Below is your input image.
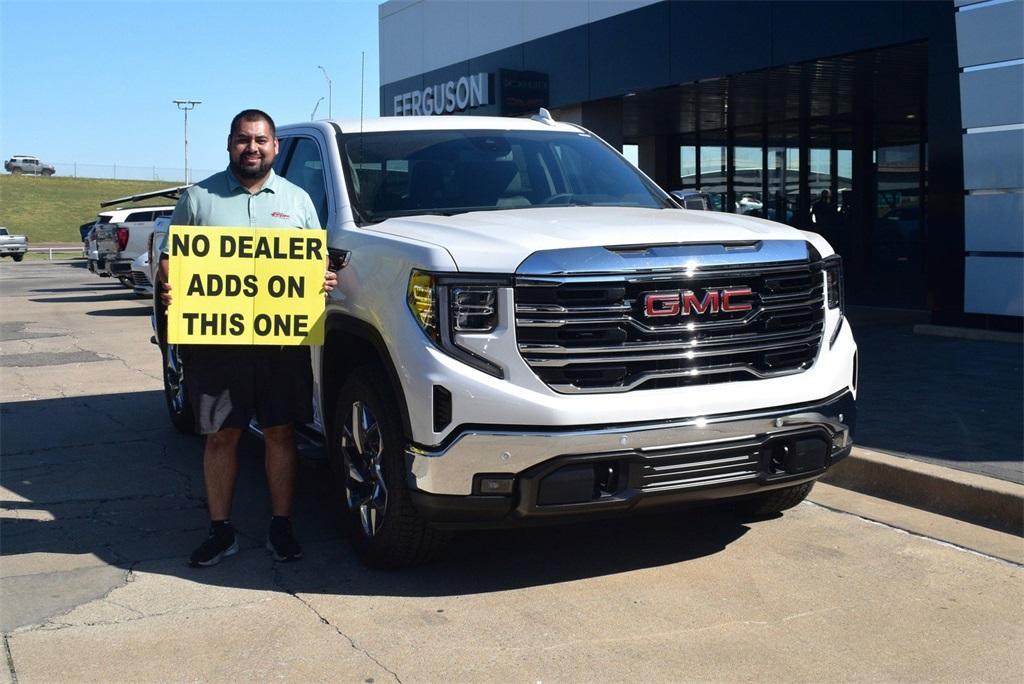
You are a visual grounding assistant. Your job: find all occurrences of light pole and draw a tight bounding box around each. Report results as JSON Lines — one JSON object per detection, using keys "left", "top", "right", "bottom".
{"left": 173, "top": 99, "right": 201, "bottom": 184}
{"left": 311, "top": 96, "right": 324, "bottom": 121}
{"left": 317, "top": 65, "right": 332, "bottom": 119}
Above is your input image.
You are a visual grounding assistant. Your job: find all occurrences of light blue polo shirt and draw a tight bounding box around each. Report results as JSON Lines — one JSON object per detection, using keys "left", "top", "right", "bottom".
{"left": 161, "top": 167, "right": 321, "bottom": 254}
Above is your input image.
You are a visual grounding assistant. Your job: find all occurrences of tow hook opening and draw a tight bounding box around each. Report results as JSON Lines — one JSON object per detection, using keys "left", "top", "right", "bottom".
{"left": 537, "top": 461, "right": 623, "bottom": 506}
{"left": 765, "top": 435, "right": 829, "bottom": 476}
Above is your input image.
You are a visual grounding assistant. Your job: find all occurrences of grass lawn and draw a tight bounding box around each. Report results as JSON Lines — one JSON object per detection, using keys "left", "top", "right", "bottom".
{"left": 0, "top": 175, "right": 181, "bottom": 244}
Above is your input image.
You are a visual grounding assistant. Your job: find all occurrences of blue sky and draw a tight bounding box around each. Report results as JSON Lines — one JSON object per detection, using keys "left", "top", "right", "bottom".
{"left": 1, "top": 0, "right": 381, "bottom": 174}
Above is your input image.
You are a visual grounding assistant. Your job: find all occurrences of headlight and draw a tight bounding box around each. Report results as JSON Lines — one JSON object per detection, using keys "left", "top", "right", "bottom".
{"left": 823, "top": 256, "right": 844, "bottom": 311}
{"left": 407, "top": 270, "right": 507, "bottom": 378}
{"left": 407, "top": 270, "right": 438, "bottom": 340}
{"left": 451, "top": 286, "right": 498, "bottom": 332}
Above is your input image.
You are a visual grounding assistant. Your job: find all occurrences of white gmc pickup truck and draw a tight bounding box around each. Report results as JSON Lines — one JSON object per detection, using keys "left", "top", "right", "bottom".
{"left": 156, "top": 112, "right": 857, "bottom": 568}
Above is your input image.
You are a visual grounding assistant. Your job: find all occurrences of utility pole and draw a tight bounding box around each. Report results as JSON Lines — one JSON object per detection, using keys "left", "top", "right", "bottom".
{"left": 311, "top": 96, "right": 324, "bottom": 121}
{"left": 317, "top": 65, "right": 332, "bottom": 119}
{"left": 173, "top": 99, "right": 201, "bottom": 184}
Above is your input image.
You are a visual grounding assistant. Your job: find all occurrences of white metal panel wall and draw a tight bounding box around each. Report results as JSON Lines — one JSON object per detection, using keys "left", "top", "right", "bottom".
{"left": 963, "top": 129, "right": 1024, "bottom": 189}
{"left": 955, "top": 0, "right": 1024, "bottom": 66}
{"left": 957, "top": 0, "right": 1024, "bottom": 317}
{"left": 965, "top": 257, "right": 1024, "bottom": 315}
{"left": 965, "top": 193, "right": 1024, "bottom": 252}
{"left": 379, "top": 0, "right": 661, "bottom": 84}
{"left": 959, "top": 64, "right": 1024, "bottom": 128}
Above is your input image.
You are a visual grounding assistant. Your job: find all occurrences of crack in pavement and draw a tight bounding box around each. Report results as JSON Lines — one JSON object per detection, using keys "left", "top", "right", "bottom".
{"left": 271, "top": 565, "right": 402, "bottom": 683}
{"left": 6, "top": 561, "right": 138, "bottom": 636}
{"left": 14, "top": 595, "right": 278, "bottom": 635}
{"left": 2, "top": 633, "right": 18, "bottom": 684}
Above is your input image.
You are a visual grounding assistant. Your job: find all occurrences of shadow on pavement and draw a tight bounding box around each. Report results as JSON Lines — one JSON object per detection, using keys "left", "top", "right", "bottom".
{"left": 847, "top": 306, "right": 1023, "bottom": 483}
{"left": 86, "top": 305, "right": 151, "bottom": 317}
{"left": 30, "top": 284, "right": 127, "bottom": 293}
{"left": 28, "top": 292, "right": 138, "bottom": 304}
{"left": 1, "top": 391, "right": 752, "bottom": 608}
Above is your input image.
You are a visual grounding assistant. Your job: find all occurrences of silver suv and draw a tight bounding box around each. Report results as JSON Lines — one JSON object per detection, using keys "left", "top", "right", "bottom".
{"left": 5, "top": 155, "right": 55, "bottom": 176}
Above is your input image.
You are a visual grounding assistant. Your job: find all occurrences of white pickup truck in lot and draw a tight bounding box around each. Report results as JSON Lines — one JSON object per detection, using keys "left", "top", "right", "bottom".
{"left": 93, "top": 206, "right": 174, "bottom": 285}
{"left": 155, "top": 112, "right": 858, "bottom": 568}
{"left": 0, "top": 227, "right": 28, "bottom": 261}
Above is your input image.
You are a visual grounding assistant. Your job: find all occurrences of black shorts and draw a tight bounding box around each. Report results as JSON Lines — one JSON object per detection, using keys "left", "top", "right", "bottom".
{"left": 182, "top": 344, "right": 314, "bottom": 435}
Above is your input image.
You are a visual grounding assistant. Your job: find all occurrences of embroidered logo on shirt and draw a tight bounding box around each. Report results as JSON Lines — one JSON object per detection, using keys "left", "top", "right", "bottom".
{"left": 271, "top": 211, "right": 290, "bottom": 219}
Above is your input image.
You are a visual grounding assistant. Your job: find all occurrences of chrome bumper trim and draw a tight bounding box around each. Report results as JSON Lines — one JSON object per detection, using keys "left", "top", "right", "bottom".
{"left": 407, "top": 391, "right": 855, "bottom": 495}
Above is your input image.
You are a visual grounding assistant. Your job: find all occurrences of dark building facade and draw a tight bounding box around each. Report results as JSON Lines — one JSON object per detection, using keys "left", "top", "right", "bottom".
{"left": 380, "top": 0, "right": 1024, "bottom": 328}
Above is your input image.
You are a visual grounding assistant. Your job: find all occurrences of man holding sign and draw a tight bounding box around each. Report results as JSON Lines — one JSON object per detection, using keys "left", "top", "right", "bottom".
{"left": 158, "top": 109, "right": 337, "bottom": 568}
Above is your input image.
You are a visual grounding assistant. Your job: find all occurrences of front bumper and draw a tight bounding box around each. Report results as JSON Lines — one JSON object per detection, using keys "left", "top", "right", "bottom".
{"left": 407, "top": 390, "right": 855, "bottom": 525}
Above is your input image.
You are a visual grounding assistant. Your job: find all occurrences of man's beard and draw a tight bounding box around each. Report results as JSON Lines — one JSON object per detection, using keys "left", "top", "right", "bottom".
{"left": 231, "top": 157, "right": 273, "bottom": 179}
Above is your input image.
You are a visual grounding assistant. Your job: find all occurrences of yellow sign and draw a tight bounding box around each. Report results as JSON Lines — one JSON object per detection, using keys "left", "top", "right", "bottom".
{"left": 167, "top": 226, "right": 326, "bottom": 345}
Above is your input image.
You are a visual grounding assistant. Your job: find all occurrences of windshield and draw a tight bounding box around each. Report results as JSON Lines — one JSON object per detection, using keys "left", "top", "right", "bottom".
{"left": 339, "top": 129, "right": 670, "bottom": 223}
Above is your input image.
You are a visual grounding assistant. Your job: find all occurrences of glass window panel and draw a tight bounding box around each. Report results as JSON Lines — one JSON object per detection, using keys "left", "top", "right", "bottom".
{"left": 680, "top": 146, "right": 696, "bottom": 189}
{"left": 733, "top": 146, "right": 763, "bottom": 216}
{"left": 809, "top": 148, "right": 835, "bottom": 231}
{"left": 622, "top": 144, "right": 639, "bottom": 169}
{"left": 767, "top": 147, "right": 798, "bottom": 225}
{"left": 699, "top": 145, "right": 727, "bottom": 212}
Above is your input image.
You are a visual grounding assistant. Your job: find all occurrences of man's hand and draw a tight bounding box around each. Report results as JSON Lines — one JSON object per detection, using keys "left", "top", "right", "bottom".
{"left": 322, "top": 269, "right": 338, "bottom": 294}
{"left": 161, "top": 281, "right": 173, "bottom": 310}
{"left": 158, "top": 255, "right": 172, "bottom": 312}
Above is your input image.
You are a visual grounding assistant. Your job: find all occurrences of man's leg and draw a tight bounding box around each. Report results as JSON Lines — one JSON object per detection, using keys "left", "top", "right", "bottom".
{"left": 263, "top": 423, "right": 302, "bottom": 561}
{"left": 190, "top": 426, "right": 243, "bottom": 567}
{"left": 204, "top": 427, "right": 244, "bottom": 519}
{"left": 263, "top": 423, "right": 297, "bottom": 517}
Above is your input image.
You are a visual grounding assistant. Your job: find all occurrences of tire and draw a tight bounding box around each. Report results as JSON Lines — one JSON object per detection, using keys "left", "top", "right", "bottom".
{"left": 161, "top": 341, "right": 195, "bottom": 434}
{"left": 10, "top": 168, "right": 22, "bottom": 175}
{"left": 12, "top": 254, "right": 23, "bottom": 262}
{"left": 330, "top": 365, "right": 449, "bottom": 569}
{"left": 41, "top": 169, "right": 54, "bottom": 177}
{"left": 738, "top": 481, "right": 815, "bottom": 517}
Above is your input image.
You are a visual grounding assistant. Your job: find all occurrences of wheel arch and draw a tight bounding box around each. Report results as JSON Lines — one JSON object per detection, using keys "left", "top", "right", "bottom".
{"left": 321, "top": 313, "right": 413, "bottom": 441}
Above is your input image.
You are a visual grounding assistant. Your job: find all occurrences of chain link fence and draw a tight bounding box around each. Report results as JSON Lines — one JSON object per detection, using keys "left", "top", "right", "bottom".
{"left": 48, "top": 162, "right": 219, "bottom": 182}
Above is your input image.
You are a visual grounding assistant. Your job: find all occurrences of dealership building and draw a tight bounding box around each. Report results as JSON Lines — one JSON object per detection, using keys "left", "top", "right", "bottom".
{"left": 379, "top": 0, "right": 1023, "bottom": 328}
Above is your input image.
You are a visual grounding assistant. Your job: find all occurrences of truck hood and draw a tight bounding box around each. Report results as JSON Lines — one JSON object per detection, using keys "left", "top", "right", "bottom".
{"left": 367, "top": 207, "right": 816, "bottom": 272}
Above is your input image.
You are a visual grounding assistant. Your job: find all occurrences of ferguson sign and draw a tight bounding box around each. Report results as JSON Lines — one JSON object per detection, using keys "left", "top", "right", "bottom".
{"left": 393, "top": 73, "right": 490, "bottom": 116}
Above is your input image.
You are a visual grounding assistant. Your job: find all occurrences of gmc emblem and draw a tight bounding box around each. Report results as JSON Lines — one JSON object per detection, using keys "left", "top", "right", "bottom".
{"left": 643, "top": 288, "right": 754, "bottom": 318}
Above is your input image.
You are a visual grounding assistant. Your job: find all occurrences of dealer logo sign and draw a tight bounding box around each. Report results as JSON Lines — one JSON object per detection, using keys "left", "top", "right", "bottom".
{"left": 642, "top": 288, "right": 754, "bottom": 318}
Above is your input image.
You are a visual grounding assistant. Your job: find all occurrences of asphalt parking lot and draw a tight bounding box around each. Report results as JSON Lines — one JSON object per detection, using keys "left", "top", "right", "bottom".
{"left": 1, "top": 259, "right": 1022, "bottom": 683}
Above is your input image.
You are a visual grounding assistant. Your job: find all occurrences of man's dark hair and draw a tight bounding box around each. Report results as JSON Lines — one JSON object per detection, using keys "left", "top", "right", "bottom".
{"left": 229, "top": 109, "right": 276, "bottom": 138}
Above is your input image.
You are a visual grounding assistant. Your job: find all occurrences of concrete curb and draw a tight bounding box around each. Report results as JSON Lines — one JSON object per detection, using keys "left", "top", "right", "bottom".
{"left": 821, "top": 447, "right": 1024, "bottom": 536}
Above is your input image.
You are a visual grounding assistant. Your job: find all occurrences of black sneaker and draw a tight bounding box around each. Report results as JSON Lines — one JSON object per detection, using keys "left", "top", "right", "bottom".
{"left": 189, "top": 524, "right": 238, "bottom": 568}
{"left": 266, "top": 517, "right": 303, "bottom": 562}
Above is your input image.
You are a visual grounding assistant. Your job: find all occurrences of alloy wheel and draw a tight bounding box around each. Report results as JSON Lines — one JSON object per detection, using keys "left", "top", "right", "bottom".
{"left": 341, "top": 400, "right": 388, "bottom": 537}
{"left": 164, "top": 345, "right": 186, "bottom": 414}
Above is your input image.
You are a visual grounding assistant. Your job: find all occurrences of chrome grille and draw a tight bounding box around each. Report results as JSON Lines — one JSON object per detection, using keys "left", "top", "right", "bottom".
{"left": 631, "top": 439, "right": 763, "bottom": 492}
{"left": 515, "top": 262, "right": 825, "bottom": 393}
